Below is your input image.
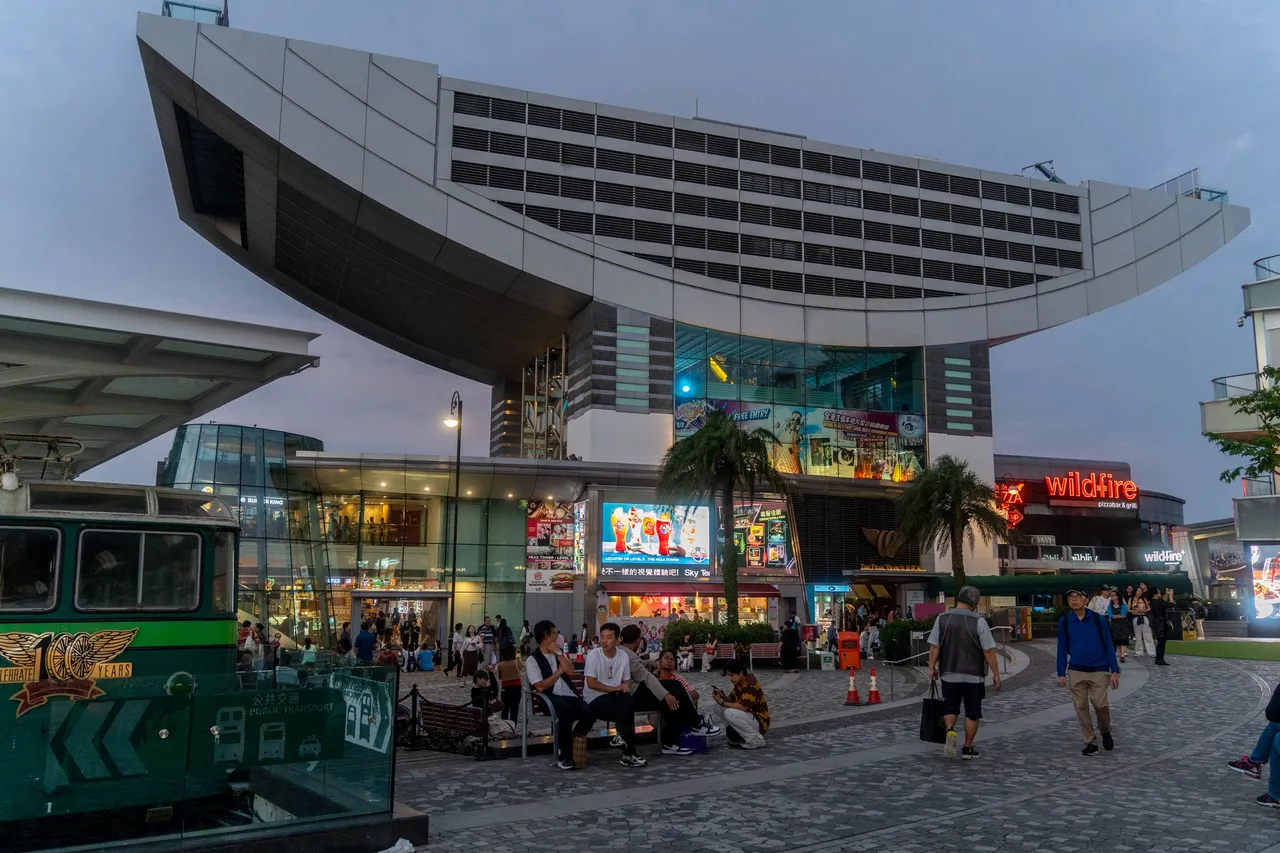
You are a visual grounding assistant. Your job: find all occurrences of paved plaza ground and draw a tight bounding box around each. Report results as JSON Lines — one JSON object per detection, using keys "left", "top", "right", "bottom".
{"left": 392, "top": 643, "right": 1280, "bottom": 852}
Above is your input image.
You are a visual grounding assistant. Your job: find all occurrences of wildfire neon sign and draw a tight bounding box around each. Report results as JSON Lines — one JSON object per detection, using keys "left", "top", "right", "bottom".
{"left": 1045, "top": 471, "right": 1138, "bottom": 502}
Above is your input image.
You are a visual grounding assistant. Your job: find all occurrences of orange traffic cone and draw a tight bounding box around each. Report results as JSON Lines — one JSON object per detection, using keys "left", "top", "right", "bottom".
{"left": 843, "top": 666, "right": 861, "bottom": 706}
{"left": 867, "top": 667, "right": 882, "bottom": 704}
{"left": 576, "top": 652, "right": 584, "bottom": 665}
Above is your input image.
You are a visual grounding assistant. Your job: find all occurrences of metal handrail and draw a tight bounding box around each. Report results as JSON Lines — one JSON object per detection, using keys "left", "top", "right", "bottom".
{"left": 1256, "top": 254, "right": 1280, "bottom": 282}
{"left": 990, "top": 626, "right": 1013, "bottom": 674}
{"left": 1211, "top": 373, "right": 1258, "bottom": 399}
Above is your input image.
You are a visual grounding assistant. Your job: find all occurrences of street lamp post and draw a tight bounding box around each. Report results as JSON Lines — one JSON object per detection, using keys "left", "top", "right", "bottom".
{"left": 444, "top": 392, "right": 462, "bottom": 668}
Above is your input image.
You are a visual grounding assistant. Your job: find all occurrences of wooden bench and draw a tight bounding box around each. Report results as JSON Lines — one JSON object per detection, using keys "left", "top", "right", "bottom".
{"left": 697, "top": 644, "right": 737, "bottom": 672}
{"left": 522, "top": 673, "right": 662, "bottom": 765}
{"left": 749, "top": 642, "right": 809, "bottom": 670}
{"left": 419, "top": 699, "right": 490, "bottom": 759}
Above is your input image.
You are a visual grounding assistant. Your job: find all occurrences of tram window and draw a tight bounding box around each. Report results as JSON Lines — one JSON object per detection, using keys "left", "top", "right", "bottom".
{"left": 29, "top": 484, "right": 147, "bottom": 514}
{"left": 77, "top": 530, "right": 200, "bottom": 611}
{"left": 0, "top": 527, "right": 60, "bottom": 611}
{"left": 213, "top": 531, "right": 235, "bottom": 613}
{"left": 156, "top": 493, "right": 234, "bottom": 521}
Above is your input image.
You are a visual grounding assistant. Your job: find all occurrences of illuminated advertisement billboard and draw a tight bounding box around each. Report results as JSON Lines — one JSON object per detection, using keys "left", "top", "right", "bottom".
{"left": 601, "top": 503, "right": 712, "bottom": 569}
{"left": 525, "top": 500, "right": 577, "bottom": 594}
{"left": 733, "top": 499, "right": 798, "bottom": 576}
{"left": 674, "top": 399, "right": 924, "bottom": 482}
{"left": 1250, "top": 544, "right": 1280, "bottom": 619}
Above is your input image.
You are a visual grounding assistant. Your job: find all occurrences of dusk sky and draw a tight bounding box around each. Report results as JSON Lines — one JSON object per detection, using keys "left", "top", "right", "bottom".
{"left": 0, "top": 0, "right": 1273, "bottom": 522}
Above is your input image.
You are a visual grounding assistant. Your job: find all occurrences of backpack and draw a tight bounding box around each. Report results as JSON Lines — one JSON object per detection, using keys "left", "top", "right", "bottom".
{"left": 531, "top": 649, "right": 579, "bottom": 697}
{"left": 1059, "top": 610, "right": 1108, "bottom": 656}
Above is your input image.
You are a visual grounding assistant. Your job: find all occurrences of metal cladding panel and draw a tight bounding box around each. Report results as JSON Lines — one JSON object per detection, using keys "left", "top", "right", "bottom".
{"left": 137, "top": 14, "right": 1251, "bottom": 384}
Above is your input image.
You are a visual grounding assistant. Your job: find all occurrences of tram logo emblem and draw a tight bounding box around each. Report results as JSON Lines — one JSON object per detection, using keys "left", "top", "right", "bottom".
{"left": 0, "top": 629, "right": 137, "bottom": 716}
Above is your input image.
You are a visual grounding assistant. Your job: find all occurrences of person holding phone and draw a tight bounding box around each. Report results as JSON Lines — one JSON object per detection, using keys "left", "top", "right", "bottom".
{"left": 714, "top": 660, "right": 769, "bottom": 749}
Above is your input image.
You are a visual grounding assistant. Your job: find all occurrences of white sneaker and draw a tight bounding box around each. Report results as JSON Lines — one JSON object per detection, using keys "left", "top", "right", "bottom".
{"left": 555, "top": 758, "right": 576, "bottom": 770}
{"left": 944, "top": 730, "right": 958, "bottom": 759}
{"left": 619, "top": 752, "right": 648, "bottom": 768}
{"left": 610, "top": 735, "right": 626, "bottom": 748}
{"left": 738, "top": 740, "right": 765, "bottom": 750}
{"left": 691, "top": 721, "right": 722, "bottom": 736}
{"left": 661, "top": 744, "right": 694, "bottom": 756}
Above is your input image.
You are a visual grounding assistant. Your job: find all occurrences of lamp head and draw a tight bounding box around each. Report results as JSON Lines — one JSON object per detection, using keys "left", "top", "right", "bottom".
{"left": 443, "top": 417, "right": 459, "bottom": 429}
{"left": 0, "top": 471, "right": 19, "bottom": 492}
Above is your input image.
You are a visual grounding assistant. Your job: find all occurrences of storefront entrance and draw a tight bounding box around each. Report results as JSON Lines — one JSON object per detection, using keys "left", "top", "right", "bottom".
{"left": 350, "top": 590, "right": 450, "bottom": 649}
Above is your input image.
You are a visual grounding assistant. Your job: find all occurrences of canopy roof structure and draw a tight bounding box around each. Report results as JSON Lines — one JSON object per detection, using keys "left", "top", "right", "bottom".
{"left": 0, "top": 286, "right": 318, "bottom": 478}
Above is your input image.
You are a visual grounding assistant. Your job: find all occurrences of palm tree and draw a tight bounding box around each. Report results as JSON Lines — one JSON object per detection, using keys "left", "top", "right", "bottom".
{"left": 895, "top": 454, "right": 1008, "bottom": 590}
{"left": 656, "top": 408, "right": 790, "bottom": 624}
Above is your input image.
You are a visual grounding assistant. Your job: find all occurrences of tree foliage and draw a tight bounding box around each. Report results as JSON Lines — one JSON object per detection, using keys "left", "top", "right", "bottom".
{"left": 1205, "top": 365, "right": 1280, "bottom": 483}
{"left": 655, "top": 409, "right": 790, "bottom": 624}
{"left": 895, "top": 454, "right": 1008, "bottom": 590}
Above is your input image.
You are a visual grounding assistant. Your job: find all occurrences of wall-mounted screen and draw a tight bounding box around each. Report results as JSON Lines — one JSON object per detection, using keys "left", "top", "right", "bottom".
{"left": 601, "top": 503, "right": 711, "bottom": 568}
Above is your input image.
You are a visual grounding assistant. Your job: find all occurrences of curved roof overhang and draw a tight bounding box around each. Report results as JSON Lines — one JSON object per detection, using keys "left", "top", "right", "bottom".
{"left": 136, "top": 13, "right": 1251, "bottom": 387}
{"left": 0, "top": 286, "right": 317, "bottom": 478}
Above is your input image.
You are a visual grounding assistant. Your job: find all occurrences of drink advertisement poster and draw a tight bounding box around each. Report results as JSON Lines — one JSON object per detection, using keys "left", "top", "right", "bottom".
{"left": 1250, "top": 544, "right": 1280, "bottom": 619}
{"left": 733, "top": 500, "right": 797, "bottom": 576}
{"left": 601, "top": 503, "right": 711, "bottom": 567}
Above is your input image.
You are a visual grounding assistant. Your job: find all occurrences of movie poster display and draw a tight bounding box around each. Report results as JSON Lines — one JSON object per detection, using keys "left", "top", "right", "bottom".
{"left": 674, "top": 399, "right": 924, "bottom": 482}
{"left": 525, "top": 500, "right": 576, "bottom": 594}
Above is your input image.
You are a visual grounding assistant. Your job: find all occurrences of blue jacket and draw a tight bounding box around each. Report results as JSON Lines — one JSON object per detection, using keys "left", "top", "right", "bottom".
{"left": 1056, "top": 609, "right": 1119, "bottom": 676}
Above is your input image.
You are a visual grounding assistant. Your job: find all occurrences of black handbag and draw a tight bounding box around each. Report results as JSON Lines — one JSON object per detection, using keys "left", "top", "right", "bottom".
{"left": 919, "top": 680, "right": 948, "bottom": 744}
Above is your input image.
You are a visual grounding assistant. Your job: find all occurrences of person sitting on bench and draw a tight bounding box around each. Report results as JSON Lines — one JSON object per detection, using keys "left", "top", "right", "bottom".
{"left": 618, "top": 625, "right": 719, "bottom": 756}
{"left": 526, "top": 620, "right": 596, "bottom": 771}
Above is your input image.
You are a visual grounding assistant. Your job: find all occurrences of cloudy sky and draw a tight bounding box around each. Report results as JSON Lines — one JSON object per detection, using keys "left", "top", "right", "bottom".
{"left": 0, "top": 0, "right": 1273, "bottom": 521}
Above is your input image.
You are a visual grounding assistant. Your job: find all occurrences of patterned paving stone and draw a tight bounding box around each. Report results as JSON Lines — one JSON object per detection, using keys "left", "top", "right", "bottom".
{"left": 403, "top": 646, "right": 1280, "bottom": 852}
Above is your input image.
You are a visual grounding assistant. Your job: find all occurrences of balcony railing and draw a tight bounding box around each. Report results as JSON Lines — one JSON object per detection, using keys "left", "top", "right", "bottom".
{"left": 1150, "top": 168, "right": 1229, "bottom": 204}
{"left": 161, "top": 1, "right": 228, "bottom": 26}
{"left": 1256, "top": 254, "right": 1280, "bottom": 282}
{"left": 1244, "top": 477, "right": 1276, "bottom": 497}
{"left": 1212, "top": 373, "right": 1258, "bottom": 399}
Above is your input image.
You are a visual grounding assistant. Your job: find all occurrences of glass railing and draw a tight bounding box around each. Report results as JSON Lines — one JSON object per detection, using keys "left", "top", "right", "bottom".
{"left": 1211, "top": 373, "right": 1257, "bottom": 399}
{"left": 161, "top": 1, "right": 227, "bottom": 26}
{"left": 1150, "top": 168, "right": 1228, "bottom": 204}
{"left": 1256, "top": 254, "right": 1280, "bottom": 282}
{"left": 1244, "top": 477, "right": 1276, "bottom": 497}
{"left": 3, "top": 663, "right": 396, "bottom": 852}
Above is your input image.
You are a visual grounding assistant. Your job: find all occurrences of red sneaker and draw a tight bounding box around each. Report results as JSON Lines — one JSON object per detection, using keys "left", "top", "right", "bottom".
{"left": 1228, "top": 757, "right": 1263, "bottom": 780}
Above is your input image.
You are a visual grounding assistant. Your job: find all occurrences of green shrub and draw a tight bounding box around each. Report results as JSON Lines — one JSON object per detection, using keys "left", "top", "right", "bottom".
{"left": 660, "top": 618, "right": 777, "bottom": 650}
{"left": 878, "top": 618, "right": 936, "bottom": 662}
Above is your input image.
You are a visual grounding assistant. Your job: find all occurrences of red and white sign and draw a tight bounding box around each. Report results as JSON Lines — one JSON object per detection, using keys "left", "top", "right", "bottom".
{"left": 1044, "top": 471, "right": 1138, "bottom": 501}
{"left": 995, "top": 481, "right": 1025, "bottom": 528}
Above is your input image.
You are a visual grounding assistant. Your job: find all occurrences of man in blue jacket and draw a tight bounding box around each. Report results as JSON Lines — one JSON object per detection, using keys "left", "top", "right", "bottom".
{"left": 1056, "top": 589, "right": 1120, "bottom": 756}
{"left": 1226, "top": 681, "right": 1280, "bottom": 808}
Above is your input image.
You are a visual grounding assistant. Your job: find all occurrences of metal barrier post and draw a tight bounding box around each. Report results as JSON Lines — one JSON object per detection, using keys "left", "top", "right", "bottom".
{"left": 409, "top": 685, "right": 421, "bottom": 748}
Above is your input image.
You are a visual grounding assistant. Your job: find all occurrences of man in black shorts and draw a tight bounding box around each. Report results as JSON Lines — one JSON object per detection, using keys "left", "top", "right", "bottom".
{"left": 927, "top": 585, "right": 1001, "bottom": 760}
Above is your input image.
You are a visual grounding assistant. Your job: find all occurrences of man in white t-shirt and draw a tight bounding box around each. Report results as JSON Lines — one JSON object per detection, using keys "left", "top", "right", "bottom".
{"left": 584, "top": 622, "right": 646, "bottom": 768}
{"left": 526, "top": 620, "right": 596, "bottom": 771}
{"left": 1088, "top": 589, "right": 1111, "bottom": 617}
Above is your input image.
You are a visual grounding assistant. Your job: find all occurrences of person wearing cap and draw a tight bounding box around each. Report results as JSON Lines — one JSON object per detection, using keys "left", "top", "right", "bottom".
{"left": 1057, "top": 589, "right": 1120, "bottom": 757}
{"left": 927, "top": 585, "right": 1001, "bottom": 760}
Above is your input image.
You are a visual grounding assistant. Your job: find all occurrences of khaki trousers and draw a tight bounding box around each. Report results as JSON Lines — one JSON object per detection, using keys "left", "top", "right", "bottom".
{"left": 1068, "top": 670, "right": 1112, "bottom": 745}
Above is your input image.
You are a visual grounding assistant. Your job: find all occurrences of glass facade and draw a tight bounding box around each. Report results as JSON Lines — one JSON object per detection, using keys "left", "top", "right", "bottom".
{"left": 160, "top": 424, "right": 332, "bottom": 645}
{"left": 673, "top": 323, "right": 926, "bottom": 481}
{"left": 319, "top": 487, "right": 529, "bottom": 639}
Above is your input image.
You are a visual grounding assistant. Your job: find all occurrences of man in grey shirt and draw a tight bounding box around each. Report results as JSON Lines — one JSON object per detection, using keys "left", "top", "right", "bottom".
{"left": 927, "top": 585, "right": 1001, "bottom": 760}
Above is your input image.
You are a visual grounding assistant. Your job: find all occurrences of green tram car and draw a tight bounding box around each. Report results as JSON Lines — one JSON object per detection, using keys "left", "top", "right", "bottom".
{"left": 0, "top": 479, "right": 243, "bottom": 824}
